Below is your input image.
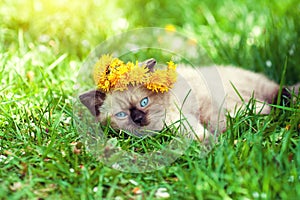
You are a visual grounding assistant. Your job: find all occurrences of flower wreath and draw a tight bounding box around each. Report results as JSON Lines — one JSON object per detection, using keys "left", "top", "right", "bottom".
{"left": 93, "top": 54, "right": 177, "bottom": 93}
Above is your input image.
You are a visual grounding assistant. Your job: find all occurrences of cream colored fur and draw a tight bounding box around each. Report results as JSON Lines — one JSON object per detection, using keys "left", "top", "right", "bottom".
{"left": 168, "top": 65, "right": 279, "bottom": 141}
{"left": 97, "top": 85, "right": 169, "bottom": 136}
{"left": 80, "top": 63, "right": 285, "bottom": 142}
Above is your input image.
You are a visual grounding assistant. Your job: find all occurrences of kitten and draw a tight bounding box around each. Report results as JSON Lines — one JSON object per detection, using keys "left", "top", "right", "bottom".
{"left": 79, "top": 58, "right": 299, "bottom": 142}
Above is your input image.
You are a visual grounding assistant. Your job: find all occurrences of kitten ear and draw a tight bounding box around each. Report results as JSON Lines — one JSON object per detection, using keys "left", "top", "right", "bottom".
{"left": 140, "top": 58, "right": 156, "bottom": 72}
{"left": 79, "top": 90, "right": 106, "bottom": 116}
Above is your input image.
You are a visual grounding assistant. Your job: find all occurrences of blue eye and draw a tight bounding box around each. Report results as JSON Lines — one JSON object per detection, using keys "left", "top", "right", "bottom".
{"left": 115, "top": 111, "right": 128, "bottom": 118}
{"left": 140, "top": 97, "right": 149, "bottom": 107}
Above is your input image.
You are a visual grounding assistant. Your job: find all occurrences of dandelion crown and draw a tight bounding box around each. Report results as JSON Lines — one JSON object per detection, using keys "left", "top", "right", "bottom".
{"left": 93, "top": 54, "right": 177, "bottom": 93}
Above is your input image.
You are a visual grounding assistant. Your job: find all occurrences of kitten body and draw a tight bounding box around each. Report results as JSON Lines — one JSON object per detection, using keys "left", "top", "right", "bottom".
{"left": 79, "top": 61, "right": 299, "bottom": 141}
{"left": 172, "top": 65, "right": 279, "bottom": 139}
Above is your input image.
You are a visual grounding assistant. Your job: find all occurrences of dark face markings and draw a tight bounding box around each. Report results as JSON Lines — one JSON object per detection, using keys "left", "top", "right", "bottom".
{"left": 129, "top": 107, "right": 149, "bottom": 126}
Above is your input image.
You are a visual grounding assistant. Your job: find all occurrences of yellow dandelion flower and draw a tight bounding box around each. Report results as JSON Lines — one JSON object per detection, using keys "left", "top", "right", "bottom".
{"left": 94, "top": 54, "right": 113, "bottom": 69}
{"left": 167, "top": 68, "right": 177, "bottom": 86}
{"left": 93, "top": 54, "right": 113, "bottom": 84}
{"left": 187, "top": 38, "right": 198, "bottom": 46}
{"left": 165, "top": 24, "right": 176, "bottom": 32}
{"left": 116, "top": 64, "right": 130, "bottom": 76}
{"left": 93, "top": 55, "right": 177, "bottom": 93}
{"left": 146, "top": 69, "right": 170, "bottom": 93}
{"left": 167, "top": 61, "right": 177, "bottom": 70}
{"left": 126, "top": 64, "right": 149, "bottom": 86}
{"left": 110, "top": 58, "right": 124, "bottom": 68}
{"left": 98, "top": 80, "right": 110, "bottom": 92}
{"left": 125, "top": 61, "right": 135, "bottom": 70}
{"left": 107, "top": 73, "right": 118, "bottom": 87}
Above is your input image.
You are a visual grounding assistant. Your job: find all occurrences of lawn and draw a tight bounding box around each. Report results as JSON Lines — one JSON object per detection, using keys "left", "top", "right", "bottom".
{"left": 0, "top": 0, "right": 300, "bottom": 199}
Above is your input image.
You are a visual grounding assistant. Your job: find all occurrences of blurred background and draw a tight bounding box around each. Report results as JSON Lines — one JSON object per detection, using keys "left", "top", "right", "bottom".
{"left": 0, "top": 0, "right": 299, "bottom": 86}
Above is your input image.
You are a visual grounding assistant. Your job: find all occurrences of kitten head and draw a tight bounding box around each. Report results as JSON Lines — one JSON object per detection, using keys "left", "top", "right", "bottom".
{"left": 79, "top": 58, "right": 169, "bottom": 136}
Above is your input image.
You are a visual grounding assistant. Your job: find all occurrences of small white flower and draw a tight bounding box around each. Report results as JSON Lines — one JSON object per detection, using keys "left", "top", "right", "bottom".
{"left": 61, "top": 150, "right": 66, "bottom": 157}
{"left": 30, "top": 132, "right": 35, "bottom": 138}
{"left": 155, "top": 188, "right": 170, "bottom": 199}
{"left": 253, "top": 192, "right": 259, "bottom": 198}
{"left": 4, "top": 156, "right": 13, "bottom": 164}
{"left": 129, "top": 179, "right": 138, "bottom": 186}
{"left": 112, "top": 163, "right": 121, "bottom": 170}
{"left": 252, "top": 192, "right": 267, "bottom": 199}
{"left": 81, "top": 40, "right": 90, "bottom": 48}
{"left": 261, "top": 193, "right": 267, "bottom": 199}
{"left": 73, "top": 84, "right": 80, "bottom": 90}
{"left": 288, "top": 175, "right": 294, "bottom": 182}
{"left": 93, "top": 187, "right": 98, "bottom": 192}
{"left": 289, "top": 44, "right": 295, "bottom": 56}
{"left": 266, "top": 60, "right": 272, "bottom": 68}
{"left": 64, "top": 98, "right": 71, "bottom": 104}
{"left": 0, "top": 155, "right": 7, "bottom": 163}
{"left": 63, "top": 117, "right": 72, "bottom": 124}
{"left": 37, "top": 45, "right": 48, "bottom": 53}
{"left": 38, "top": 34, "right": 50, "bottom": 43}
{"left": 252, "top": 26, "right": 262, "bottom": 37}
{"left": 247, "top": 37, "right": 255, "bottom": 45}
{"left": 69, "top": 61, "right": 78, "bottom": 70}
{"left": 69, "top": 168, "right": 75, "bottom": 173}
{"left": 112, "top": 18, "right": 129, "bottom": 31}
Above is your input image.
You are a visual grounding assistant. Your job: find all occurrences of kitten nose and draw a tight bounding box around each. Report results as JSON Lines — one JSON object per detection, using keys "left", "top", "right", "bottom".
{"left": 130, "top": 108, "right": 147, "bottom": 126}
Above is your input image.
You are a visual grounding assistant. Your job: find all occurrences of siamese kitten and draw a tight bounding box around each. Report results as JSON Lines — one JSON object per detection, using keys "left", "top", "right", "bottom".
{"left": 79, "top": 59, "right": 299, "bottom": 141}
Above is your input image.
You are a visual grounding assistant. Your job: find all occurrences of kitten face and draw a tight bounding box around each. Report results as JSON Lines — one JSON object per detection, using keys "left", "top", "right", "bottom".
{"left": 80, "top": 85, "right": 169, "bottom": 136}
{"left": 101, "top": 85, "right": 169, "bottom": 136}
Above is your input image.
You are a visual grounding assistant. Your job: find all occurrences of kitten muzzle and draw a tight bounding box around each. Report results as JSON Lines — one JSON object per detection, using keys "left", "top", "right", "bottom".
{"left": 130, "top": 108, "right": 149, "bottom": 126}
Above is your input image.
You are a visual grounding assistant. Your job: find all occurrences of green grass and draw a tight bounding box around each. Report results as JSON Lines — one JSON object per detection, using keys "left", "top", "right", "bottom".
{"left": 1, "top": 0, "right": 300, "bottom": 199}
